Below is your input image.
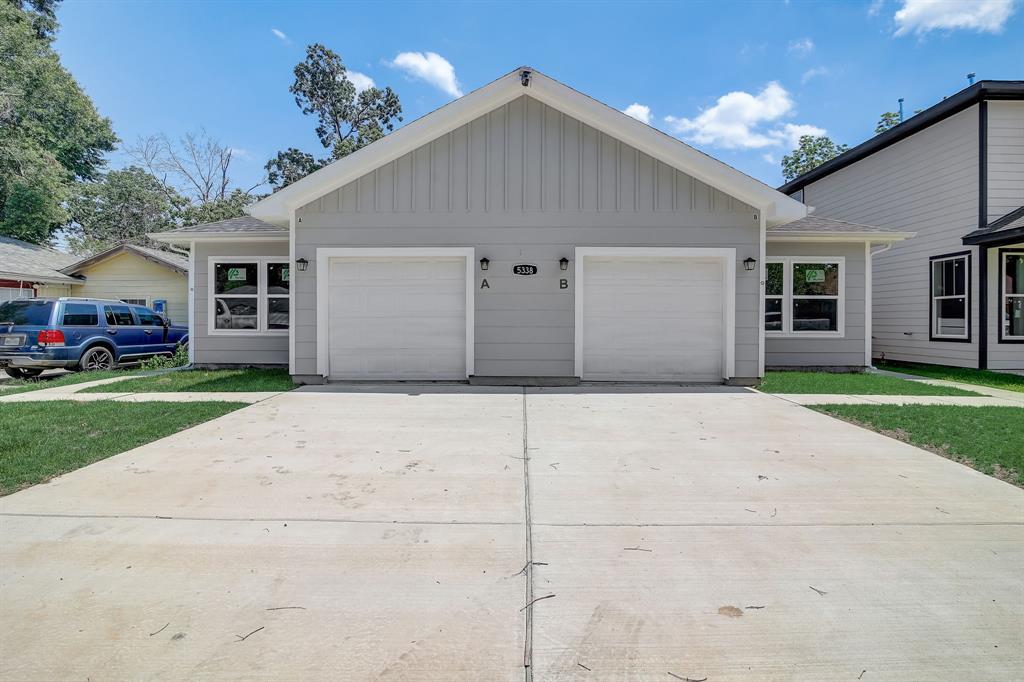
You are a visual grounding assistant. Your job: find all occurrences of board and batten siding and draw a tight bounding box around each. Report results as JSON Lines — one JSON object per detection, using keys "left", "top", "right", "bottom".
{"left": 294, "top": 94, "right": 761, "bottom": 378}
{"left": 987, "top": 101, "right": 1024, "bottom": 223}
{"left": 802, "top": 105, "right": 981, "bottom": 368}
{"left": 193, "top": 241, "right": 288, "bottom": 366}
{"left": 764, "top": 242, "right": 867, "bottom": 368}
{"left": 71, "top": 253, "right": 188, "bottom": 325}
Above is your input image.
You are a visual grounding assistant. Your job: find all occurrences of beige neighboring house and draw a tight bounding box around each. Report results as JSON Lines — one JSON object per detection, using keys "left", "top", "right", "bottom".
{"left": 0, "top": 237, "right": 188, "bottom": 324}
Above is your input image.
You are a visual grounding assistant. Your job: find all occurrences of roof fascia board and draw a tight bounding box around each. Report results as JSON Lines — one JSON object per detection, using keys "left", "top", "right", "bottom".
{"left": 249, "top": 68, "right": 805, "bottom": 226}
{"left": 61, "top": 244, "right": 187, "bottom": 276}
{"left": 0, "top": 270, "right": 80, "bottom": 284}
{"left": 767, "top": 231, "right": 915, "bottom": 242}
{"left": 148, "top": 232, "right": 288, "bottom": 245}
{"left": 962, "top": 226, "right": 1024, "bottom": 246}
{"left": 779, "top": 80, "right": 1024, "bottom": 194}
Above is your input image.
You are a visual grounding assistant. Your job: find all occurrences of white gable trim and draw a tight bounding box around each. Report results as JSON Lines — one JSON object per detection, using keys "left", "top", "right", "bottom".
{"left": 248, "top": 68, "right": 806, "bottom": 227}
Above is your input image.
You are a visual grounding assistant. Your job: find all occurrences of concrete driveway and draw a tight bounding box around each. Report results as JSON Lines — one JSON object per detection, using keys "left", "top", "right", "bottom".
{"left": 1, "top": 387, "right": 1021, "bottom": 680}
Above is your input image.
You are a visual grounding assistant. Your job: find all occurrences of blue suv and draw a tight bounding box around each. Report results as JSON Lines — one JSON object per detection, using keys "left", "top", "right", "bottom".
{"left": 0, "top": 298, "right": 188, "bottom": 378}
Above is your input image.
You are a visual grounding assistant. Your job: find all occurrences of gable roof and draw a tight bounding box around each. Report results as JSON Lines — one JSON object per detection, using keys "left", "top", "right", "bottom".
{"left": 248, "top": 67, "right": 806, "bottom": 227}
{"left": 767, "top": 215, "right": 914, "bottom": 242}
{"left": 149, "top": 216, "right": 288, "bottom": 244}
{"left": 962, "top": 206, "right": 1024, "bottom": 246}
{"left": 61, "top": 243, "right": 189, "bottom": 276}
{"left": 0, "top": 236, "right": 80, "bottom": 284}
{"left": 779, "top": 80, "right": 1024, "bottom": 195}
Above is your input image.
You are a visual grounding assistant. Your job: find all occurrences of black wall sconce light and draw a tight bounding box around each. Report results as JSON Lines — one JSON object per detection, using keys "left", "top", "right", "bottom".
{"left": 559, "top": 257, "right": 569, "bottom": 271}
{"left": 743, "top": 257, "right": 757, "bottom": 272}
{"left": 480, "top": 257, "right": 489, "bottom": 271}
{"left": 296, "top": 257, "right": 309, "bottom": 272}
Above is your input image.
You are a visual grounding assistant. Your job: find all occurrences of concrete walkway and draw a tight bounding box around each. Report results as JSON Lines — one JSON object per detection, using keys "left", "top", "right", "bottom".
{"left": 1, "top": 386, "right": 1021, "bottom": 680}
{"left": 0, "top": 373, "right": 283, "bottom": 404}
{"left": 771, "top": 393, "right": 1024, "bottom": 406}
{"left": 871, "top": 367, "right": 1024, "bottom": 403}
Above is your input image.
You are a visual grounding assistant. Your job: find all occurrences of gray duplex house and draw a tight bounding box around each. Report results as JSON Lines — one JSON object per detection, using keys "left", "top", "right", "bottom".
{"left": 154, "top": 67, "right": 907, "bottom": 384}
{"left": 780, "top": 80, "right": 1024, "bottom": 372}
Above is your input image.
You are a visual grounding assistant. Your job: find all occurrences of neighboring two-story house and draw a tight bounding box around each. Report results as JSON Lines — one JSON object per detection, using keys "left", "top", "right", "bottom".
{"left": 779, "top": 81, "right": 1024, "bottom": 372}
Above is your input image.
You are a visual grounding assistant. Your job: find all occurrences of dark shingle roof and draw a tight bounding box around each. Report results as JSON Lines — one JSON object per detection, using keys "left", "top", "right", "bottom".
{"left": 768, "top": 215, "right": 907, "bottom": 235}
{"left": 0, "top": 236, "right": 80, "bottom": 283}
{"left": 962, "top": 206, "right": 1024, "bottom": 245}
{"left": 160, "top": 216, "right": 287, "bottom": 235}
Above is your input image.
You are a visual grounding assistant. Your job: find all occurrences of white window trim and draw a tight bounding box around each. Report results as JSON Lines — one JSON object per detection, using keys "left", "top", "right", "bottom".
{"left": 764, "top": 256, "right": 845, "bottom": 338}
{"left": 207, "top": 256, "right": 291, "bottom": 336}
{"left": 315, "top": 247, "right": 476, "bottom": 378}
{"left": 930, "top": 253, "right": 969, "bottom": 341}
{"left": 119, "top": 298, "right": 149, "bottom": 307}
{"left": 1002, "top": 249, "right": 1024, "bottom": 341}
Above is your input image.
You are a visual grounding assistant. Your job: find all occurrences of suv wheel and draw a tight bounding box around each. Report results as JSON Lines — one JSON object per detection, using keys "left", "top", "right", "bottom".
{"left": 80, "top": 346, "right": 115, "bottom": 371}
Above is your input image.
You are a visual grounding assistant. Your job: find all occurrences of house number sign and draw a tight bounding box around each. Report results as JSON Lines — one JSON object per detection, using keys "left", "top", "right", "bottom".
{"left": 512, "top": 264, "right": 539, "bottom": 276}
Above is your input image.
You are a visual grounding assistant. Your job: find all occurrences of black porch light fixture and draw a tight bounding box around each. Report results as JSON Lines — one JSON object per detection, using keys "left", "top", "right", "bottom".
{"left": 296, "top": 257, "right": 309, "bottom": 272}
{"left": 480, "top": 257, "right": 489, "bottom": 271}
{"left": 743, "top": 257, "right": 757, "bottom": 271}
{"left": 559, "top": 257, "right": 569, "bottom": 271}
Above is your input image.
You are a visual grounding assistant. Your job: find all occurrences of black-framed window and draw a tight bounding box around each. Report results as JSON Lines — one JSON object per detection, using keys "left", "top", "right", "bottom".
{"left": 929, "top": 252, "right": 970, "bottom": 342}
{"left": 1000, "top": 248, "right": 1024, "bottom": 343}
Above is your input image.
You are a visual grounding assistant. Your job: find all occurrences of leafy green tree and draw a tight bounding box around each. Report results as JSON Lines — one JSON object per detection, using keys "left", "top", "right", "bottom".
{"left": 0, "top": 0, "right": 117, "bottom": 244}
{"left": 781, "top": 135, "right": 850, "bottom": 182}
{"left": 179, "top": 188, "right": 254, "bottom": 226}
{"left": 65, "top": 167, "right": 184, "bottom": 254}
{"left": 265, "top": 148, "right": 325, "bottom": 190}
{"left": 875, "top": 111, "right": 901, "bottom": 134}
{"left": 266, "top": 44, "right": 403, "bottom": 190}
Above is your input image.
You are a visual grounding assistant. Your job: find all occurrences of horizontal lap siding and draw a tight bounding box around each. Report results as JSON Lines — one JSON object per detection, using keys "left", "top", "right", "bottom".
{"left": 765, "top": 242, "right": 867, "bottom": 368}
{"left": 987, "top": 101, "right": 1024, "bottom": 223}
{"left": 193, "top": 242, "right": 289, "bottom": 366}
{"left": 70, "top": 253, "right": 187, "bottom": 325}
{"left": 294, "top": 95, "right": 760, "bottom": 378}
{"left": 803, "top": 106, "right": 981, "bottom": 368}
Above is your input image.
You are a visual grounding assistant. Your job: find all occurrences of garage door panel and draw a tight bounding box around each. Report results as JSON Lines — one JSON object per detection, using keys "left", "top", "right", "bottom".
{"left": 581, "top": 254, "right": 726, "bottom": 381}
{"left": 327, "top": 255, "right": 468, "bottom": 380}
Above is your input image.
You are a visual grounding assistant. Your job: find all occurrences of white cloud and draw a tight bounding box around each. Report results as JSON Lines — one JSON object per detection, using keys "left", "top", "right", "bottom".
{"left": 801, "top": 66, "right": 829, "bottom": 84}
{"left": 787, "top": 37, "right": 815, "bottom": 54}
{"left": 347, "top": 70, "right": 375, "bottom": 93}
{"left": 622, "top": 103, "right": 652, "bottom": 125}
{"left": 664, "top": 82, "right": 792, "bottom": 149}
{"left": 770, "top": 123, "right": 828, "bottom": 149}
{"left": 762, "top": 153, "right": 776, "bottom": 164}
{"left": 271, "top": 28, "right": 290, "bottom": 45}
{"left": 228, "top": 147, "right": 253, "bottom": 161}
{"left": 868, "top": 0, "right": 886, "bottom": 16}
{"left": 894, "top": 0, "right": 1016, "bottom": 35}
{"left": 389, "top": 51, "right": 463, "bottom": 98}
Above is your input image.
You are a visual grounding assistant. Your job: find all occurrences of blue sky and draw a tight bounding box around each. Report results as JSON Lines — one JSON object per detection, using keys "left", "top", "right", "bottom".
{"left": 54, "top": 0, "right": 1022, "bottom": 193}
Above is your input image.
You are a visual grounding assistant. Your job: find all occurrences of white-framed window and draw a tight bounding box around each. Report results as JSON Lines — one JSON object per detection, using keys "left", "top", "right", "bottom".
{"left": 764, "top": 257, "right": 845, "bottom": 336}
{"left": 1001, "top": 249, "right": 1024, "bottom": 342}
{"left": 120, "top": 298, "right": 148, "bottom": 307}
{"left": 929, "top": 252, "right": 969, "bottom": 341}
{"left": 208, "top": 257, "right": 290, "bottom": 335}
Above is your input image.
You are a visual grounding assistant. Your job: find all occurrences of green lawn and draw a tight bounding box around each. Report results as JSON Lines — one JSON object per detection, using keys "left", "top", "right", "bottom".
{"left": 0, "top": 370, "right": 134, "bottom": 396}
{"left": 876, "top": 361, "right": 1024, "bottom": 394}
{"left": 815, "top": 404, "right": 1023, "bottom": 486}
{"left": 80, "top": 368, "right": 294, "bottom": 393}
{"left": 758, "top": 371, "right": 979, "bottom": 396}
{"left": 0, "top": 400, "right": 246, "bottom": 495}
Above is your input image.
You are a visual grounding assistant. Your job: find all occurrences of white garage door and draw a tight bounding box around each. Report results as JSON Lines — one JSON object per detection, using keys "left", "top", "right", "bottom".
{"left": 327, "top": 256, "right": 468, "bottom": 379}
{"left": 579, "top": 255, "right": 726, "bottom": 381}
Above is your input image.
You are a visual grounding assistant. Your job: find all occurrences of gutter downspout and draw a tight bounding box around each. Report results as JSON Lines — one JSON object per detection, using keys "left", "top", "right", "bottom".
{"left": 867, "top": 242, "right": 895, "bottom": 368}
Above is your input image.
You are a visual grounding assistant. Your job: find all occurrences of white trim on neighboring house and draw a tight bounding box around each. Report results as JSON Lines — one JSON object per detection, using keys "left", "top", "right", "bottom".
{"left": 288, "top": 208, "right": 296, "bottom": 375}
{"left": 758, "top": 209, "right": 766, "bottom": 378}
{"left": 764, "top": 256, "right": 846, "bottom": 338}
{"left": 188, "top": 241, "right": 195, "bottom": 364}
{"left": 249, "top": 68, "right": 805, "bottom": 227}
{"left": 207, "top": 256, "right": 291, "bottom": 337}
{"left": 573, "top": 247, "right": 737, "bottom": 379}
{"left": 118, "top": 298, "right": 149, "bottom": 307}
{"left": 314, "top": 247, "right": 476, "bottom": 379}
